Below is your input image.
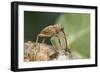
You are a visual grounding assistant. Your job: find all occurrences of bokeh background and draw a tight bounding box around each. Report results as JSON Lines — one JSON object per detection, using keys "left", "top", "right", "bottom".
{"left": 24, "top": 11, "right": 90, "bottom": 59}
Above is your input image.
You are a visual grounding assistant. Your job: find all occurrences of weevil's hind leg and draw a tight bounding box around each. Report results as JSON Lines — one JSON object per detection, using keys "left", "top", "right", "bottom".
{"left": 42, "top": 38, "right": 45, "bottom": 43}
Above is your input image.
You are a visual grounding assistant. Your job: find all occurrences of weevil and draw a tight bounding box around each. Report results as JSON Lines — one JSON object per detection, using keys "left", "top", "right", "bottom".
{"left": 35, "top": 24, "right": 72, "bottom": 59}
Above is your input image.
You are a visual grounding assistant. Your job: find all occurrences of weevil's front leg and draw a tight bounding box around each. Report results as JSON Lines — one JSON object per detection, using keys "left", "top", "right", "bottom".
{"left": 55, "top": 34, "right": 65, "bottom": 48}
{"left": 50, "top": 37, "right": 57, "bottom": 50}
{"left": 57, "top": 35, "right": 72, "bottom": 59}
{"left": 54, "top": 34, "right": 62, "bottom": 47}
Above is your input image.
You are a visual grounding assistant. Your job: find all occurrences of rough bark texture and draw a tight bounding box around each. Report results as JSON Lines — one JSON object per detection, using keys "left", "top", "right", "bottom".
{"left": 24, "top": 41, "right": 80, "bottom": 62}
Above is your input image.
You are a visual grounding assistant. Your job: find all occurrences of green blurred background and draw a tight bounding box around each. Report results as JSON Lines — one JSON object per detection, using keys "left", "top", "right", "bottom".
{"left": 24, "top": 11, "right": 90, "bottom": 59}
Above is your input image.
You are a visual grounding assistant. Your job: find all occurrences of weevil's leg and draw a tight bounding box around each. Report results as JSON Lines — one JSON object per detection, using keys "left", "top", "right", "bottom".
{"left": 57, "top": 34, "right": 67, "bottom": 49}
{"left": 62, "top": 37, "right": 66, "bottom": 49}
{"left": 55, "top": 34, "right": 62, "bottom": 47}
{"left": 50, "top": 37, "right": 56, "bottom": 49}
{"left": 50, "top": 37, "right": 58, "bottom": 60}
{"left": 58, "top": 35, "right": 62, "bottom": 47}
{"left": 59, "top": 33, "right": 66, "bottom": 49}
{"left": 58, "top": 34, "right": 73, "bottom": 59}
{"left": 42, "top": 38, "right": 45, "bottom": 43}
{"left": 36, "top": 36, "right": 39, "bottom": 43}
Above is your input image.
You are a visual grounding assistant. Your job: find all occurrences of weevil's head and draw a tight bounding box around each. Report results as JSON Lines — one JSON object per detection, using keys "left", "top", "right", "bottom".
{"left": 53, "top": 24, "right": 64, "bottom": 31}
